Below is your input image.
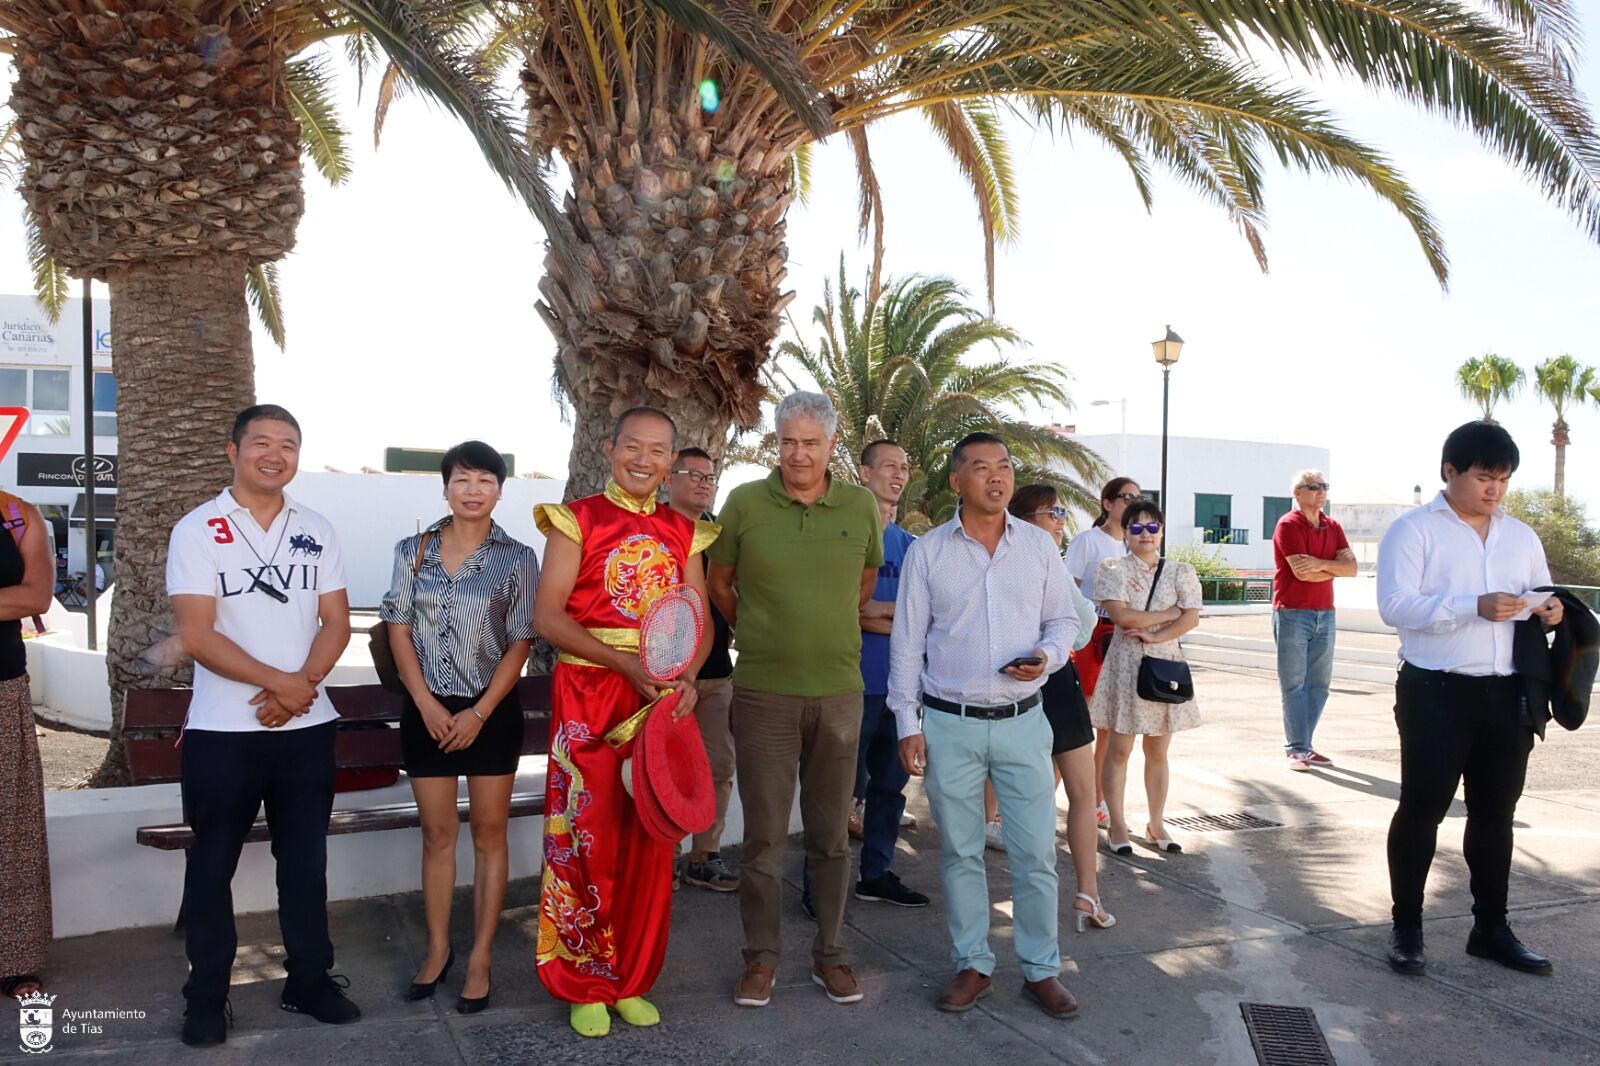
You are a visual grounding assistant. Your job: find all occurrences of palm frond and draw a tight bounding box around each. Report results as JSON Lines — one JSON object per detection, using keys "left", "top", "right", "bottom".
{"left": 373, "top": 61, "right": 404, "bottom": 148}
{"left": 25, "top": 209, "right": 68, "bottom": 322}
{"left": 844, "top": 126, "right": 885, "bottom": 302}
{"left": 246, "top": 262, "right": 287, "bottom": 349}
{"left": 287, "top": 55, "right": 354, "bottom": 186}
{"left": 789, "top": 142, "right": 814, "bottom": 206}
{"left": 637, "top": 0, "right": 833, "bottom": 136}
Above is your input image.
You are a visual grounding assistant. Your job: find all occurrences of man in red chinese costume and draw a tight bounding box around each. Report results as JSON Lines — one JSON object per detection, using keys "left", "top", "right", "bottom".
{"left": 532, "top": 406, "right": 718, "bottom": 1038}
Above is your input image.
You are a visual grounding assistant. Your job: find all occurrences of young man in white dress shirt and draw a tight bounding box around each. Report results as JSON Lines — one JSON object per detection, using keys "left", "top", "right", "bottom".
{"left": 166, "top": 405, "right": 357, "bottom": 1046}
{"left": 890, "top": 433, "right": 1081, "bottom": 1017}
{"left": 1377, "top": 421, "right": 1562, "bottom": 977}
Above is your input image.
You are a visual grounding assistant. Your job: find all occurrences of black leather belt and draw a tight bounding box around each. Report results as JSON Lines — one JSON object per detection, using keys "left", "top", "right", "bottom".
{"left": 923, "top": 692, "right": 1041, "bottom": 720}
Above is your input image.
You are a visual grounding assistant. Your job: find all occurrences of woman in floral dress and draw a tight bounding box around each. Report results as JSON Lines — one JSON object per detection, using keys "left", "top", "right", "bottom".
{"left": 1089, "top": 500, "right": 1203, "bottom": 856}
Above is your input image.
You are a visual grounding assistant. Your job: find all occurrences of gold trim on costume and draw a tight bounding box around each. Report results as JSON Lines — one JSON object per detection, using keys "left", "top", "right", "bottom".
{"left": 691, "top": 518, "right": 721, "bottom": 556}
{"left": 602, "top": 692, "right": 665, "bottom": 749}
{"left": 604, "top": 479, "right": 657, "bottom": 515}
{"left": 534, "top": 502, "right": 581, "bottom": 545}
{"left": 555, "top": 627, "right": 640, "bottom": 668}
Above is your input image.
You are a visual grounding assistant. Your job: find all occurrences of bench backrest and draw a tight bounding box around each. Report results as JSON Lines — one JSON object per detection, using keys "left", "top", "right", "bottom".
{"left": 125, "top": 675, "right": 553, "bottom": 786}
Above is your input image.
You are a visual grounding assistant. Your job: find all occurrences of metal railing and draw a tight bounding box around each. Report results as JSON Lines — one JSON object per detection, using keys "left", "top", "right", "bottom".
{"left": 1198, "top": 576, "right": 1274, "bottom": 605}
{"left": 1201, "top": 526, "right": 1251, "bottom": 546}
{"left": 1563, "top": 586, "right": 1600, "bottom": 612}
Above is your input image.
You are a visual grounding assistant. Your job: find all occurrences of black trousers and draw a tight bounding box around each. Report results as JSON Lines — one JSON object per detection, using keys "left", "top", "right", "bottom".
{"left": 1387, "top": 664, "right": 1534, "bottom": 930}
{"left": 180, "top": 722, "right": 337, "bottom": 1001}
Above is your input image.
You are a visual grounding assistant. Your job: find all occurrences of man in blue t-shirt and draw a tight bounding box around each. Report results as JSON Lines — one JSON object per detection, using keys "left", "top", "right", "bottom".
{"left": 850, "top": 441, "right": 928, "bottom": 906}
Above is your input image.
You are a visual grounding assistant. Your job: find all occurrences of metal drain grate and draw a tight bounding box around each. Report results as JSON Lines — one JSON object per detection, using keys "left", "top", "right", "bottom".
{"left": 1240, "top": 1003, "right": 1336, "bottom": 1066}
{"left": 1166, "top": 811, "right": 1284, "bottom": 833}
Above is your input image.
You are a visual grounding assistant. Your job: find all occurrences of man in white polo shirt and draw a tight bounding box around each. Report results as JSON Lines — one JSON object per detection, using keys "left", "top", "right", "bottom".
{"left": 166, "top": 404, "right": 356, "bottom": 1047}
{"left": 1378, "top": 421, "right": 1562, "bottom": 979}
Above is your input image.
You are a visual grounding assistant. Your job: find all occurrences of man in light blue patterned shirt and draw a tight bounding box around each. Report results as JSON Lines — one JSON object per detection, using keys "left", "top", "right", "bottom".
{"left": 889, "top": 432, "right": 1080, "bottom": 1019}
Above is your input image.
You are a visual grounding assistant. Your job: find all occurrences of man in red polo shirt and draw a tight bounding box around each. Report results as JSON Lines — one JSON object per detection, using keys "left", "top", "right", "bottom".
{"left": 1272, "top": 471, "right": 1357, "bottom": 771}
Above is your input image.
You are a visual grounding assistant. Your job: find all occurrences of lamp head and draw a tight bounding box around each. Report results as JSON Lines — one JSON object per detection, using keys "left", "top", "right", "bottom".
{"left": 1151, "top": 325, "right": 1184, "bottom": 367}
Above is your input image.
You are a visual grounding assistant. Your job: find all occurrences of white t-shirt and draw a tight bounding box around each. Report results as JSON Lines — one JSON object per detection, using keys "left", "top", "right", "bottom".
{"left": 166, "top": 488, "right": 347, "bottom": 732}
{"left": 1064, "top": 525, "right": 1127, "bottom": 606}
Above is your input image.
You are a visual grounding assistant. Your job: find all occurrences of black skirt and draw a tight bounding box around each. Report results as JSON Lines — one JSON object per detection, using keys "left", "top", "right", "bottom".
{"left": 402, "top": 688, "right": 524, "bottom": 777}
{"left": 1043, "top": 662, "right": 1095, "bottom": 756}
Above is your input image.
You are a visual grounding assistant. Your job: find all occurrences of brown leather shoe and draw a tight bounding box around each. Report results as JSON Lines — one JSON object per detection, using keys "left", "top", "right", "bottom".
{"left": 812, "top": 964, "right": 863, "bottom": 1004}
{"left": 936, "top": 968, "right": 992, "bottom": 1012}
{"left": 1023, "top": 976, "right": 1079, "bottom": 1017}
{"left": 733, "top": 962, "right": 775, "bottom": 1008}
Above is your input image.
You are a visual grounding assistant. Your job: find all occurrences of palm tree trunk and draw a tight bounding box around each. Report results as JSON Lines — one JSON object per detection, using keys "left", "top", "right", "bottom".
{"left": 1553, "top": 418, "right": 1570, "bottom": 498}
{"left": 532, "top": 114, "right": 795, "bottom": 499}
{"left": 95, "top": 256, "right": 255, "bottom": 782}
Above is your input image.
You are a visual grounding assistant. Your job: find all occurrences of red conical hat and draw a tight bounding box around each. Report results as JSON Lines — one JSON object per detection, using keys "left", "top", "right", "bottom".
{"left": 640, "top": 690, "right": 715, "bottom": 836}
{"left": 628, "top": 719, "right": 681, "bottom": 842}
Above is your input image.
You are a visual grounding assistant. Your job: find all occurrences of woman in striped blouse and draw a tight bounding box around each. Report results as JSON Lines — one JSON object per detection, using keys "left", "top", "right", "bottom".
{"left": 380, "top": 441, "right": 540, "bottom": 1013}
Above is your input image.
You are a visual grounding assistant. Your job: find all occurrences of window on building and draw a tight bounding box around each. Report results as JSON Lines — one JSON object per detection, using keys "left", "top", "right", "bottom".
{"left": 1196, "top": 492, "right": 1245, "bottom": 544}
{"left": 93, "top": 371, "right": 117, "bottom": 437}
{"left": 1263, "top": 496, "right": 1293, "bottom": 539}
{"left": 0, "top": 366, "right": 69, "bottom": 435}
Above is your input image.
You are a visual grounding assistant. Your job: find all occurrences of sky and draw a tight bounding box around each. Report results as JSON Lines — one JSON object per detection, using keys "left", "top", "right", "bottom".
{"left": 2, "top": 15, "right": 1600, "bottom": 513}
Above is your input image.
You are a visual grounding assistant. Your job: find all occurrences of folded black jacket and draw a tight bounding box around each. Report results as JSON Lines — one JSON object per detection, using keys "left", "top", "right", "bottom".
{"left": 1513, "top": 586, "right": 1599, "bottom": 738}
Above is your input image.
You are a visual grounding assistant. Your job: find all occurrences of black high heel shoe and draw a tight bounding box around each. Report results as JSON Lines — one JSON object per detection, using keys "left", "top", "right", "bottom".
{"left": 456, "top": 970, "right": 491, "bottom": 1015}
{"left": 404, "top": 948, "right": 454, "bottom": 1001}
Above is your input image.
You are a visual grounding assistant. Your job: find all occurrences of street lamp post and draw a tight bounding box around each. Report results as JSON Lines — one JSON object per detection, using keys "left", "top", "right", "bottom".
{"left": 1150, "top": 325, "right": 1184, "bottom": 558}
{"left": 1090, "top": 398, "right": 1128, "bottom": 473}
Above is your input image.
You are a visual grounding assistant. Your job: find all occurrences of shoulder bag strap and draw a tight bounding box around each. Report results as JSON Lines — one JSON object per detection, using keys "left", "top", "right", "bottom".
{"left": 1143, "top": 558, "right": 1166, "bottom": 612}
{"left": 413, "top": 530, "right": 437, "bottom": 575}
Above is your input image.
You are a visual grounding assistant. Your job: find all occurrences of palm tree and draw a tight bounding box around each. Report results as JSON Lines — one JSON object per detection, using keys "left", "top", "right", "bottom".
{"left": 502, "top": 0, "right": 1600, "bottom": 497}
{"left": 1534, "top": 354, "right": 1595, "bottom": 498}
{"left": 1456, "top": 354, "right": 1527, "bottom": 423}
{"left": 734, "top": 261, "right": 1105, "bottom": 529}
{"left": 0, "top": 0, "right": 572, "bottom": 779}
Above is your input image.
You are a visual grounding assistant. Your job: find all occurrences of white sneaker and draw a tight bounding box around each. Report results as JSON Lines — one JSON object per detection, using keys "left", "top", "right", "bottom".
{"left": 899, "top": 811, "right": 918, "bottom": 829}
{"left": 984, "top": 820, "right": 1005, "bottom": 851}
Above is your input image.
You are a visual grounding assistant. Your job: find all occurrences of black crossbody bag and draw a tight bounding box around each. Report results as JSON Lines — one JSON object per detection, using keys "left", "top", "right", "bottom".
{"left": 1135, "top": 559, "right": 1194, "bottom": 705}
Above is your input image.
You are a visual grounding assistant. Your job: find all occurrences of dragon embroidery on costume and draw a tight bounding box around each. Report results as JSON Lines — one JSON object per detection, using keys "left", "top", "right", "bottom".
{"left": 536, "top": 721, "right": 617, "bottom": 976}
{"left": 602, "top": 533, "right": 679, "bottom": 620}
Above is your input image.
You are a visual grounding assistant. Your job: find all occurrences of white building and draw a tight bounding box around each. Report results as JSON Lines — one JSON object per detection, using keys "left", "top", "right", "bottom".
{"left": 0, "top": 292, "right": 115, "bottom": 576}
{"left": 1062, "top": 432, "right": 1332, "bottom": 571}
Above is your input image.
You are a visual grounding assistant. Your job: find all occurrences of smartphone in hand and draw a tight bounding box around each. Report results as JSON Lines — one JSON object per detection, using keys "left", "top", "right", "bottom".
{"left": 998, "top": 655, "right": 1043, "bottom": 673}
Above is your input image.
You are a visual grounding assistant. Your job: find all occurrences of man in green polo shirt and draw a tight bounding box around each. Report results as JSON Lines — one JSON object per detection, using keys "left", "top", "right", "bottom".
{"left": 708, "top": 391, "right": 882, "bottom": 1011}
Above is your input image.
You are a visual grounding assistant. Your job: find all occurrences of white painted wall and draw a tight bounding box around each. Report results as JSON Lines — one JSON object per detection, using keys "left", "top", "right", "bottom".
{"left": 1065, "top": 433, "right": 1332, "bottom": 571}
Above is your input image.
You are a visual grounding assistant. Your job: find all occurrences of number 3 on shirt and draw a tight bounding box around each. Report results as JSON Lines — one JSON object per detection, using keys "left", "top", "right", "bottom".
{"left": 208, "top": 518, "right": 233, "bottom": 544}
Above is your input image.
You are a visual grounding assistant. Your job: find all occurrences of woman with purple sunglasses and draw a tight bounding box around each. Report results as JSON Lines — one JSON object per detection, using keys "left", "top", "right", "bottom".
{"left": 1087, "top": 501, "right": 1203, "bottom": 857}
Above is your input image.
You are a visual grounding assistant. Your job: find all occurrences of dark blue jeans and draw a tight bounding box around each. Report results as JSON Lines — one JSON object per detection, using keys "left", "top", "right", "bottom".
{"left": 857, "top": 696, "right": 910, "bottom": 880}
{"left": 180, "top": 722, "right": 337, "bottom": 1001}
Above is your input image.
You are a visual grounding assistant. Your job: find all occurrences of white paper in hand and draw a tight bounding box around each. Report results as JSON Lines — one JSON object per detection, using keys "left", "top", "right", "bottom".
{"left": 1511, "top": 591, "right": 1555, "bottom": 623}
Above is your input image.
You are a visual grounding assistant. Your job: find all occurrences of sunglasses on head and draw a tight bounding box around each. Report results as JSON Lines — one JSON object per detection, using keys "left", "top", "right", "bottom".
{"left": 1031, "top": 506, "right": 1068, "bottom": 520}
{"left": 1128, "top": 522, "right": 1162, "bottom": 535}
{"left": 1298, "top": 481, "right": 1328, "bottom": 491}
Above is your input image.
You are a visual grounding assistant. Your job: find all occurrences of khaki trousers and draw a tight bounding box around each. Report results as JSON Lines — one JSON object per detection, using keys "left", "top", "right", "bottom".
{"left": 733, "top": 687, "right": 863, "bottom": 969}
{"left": 690, "top": 676, "right": 736, "bottom": 855}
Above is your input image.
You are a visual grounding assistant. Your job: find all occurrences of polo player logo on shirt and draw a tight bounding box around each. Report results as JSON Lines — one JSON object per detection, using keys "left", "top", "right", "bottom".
{"left": 602, "top": 534, "right": 679, "bottom": 620}
{"left": 288, "top": 531, "right": 323, "bottom": 558}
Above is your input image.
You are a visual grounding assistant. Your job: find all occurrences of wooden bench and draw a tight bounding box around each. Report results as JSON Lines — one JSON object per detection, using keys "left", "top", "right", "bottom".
{"left": 126, "top": 677, "right": 553, "bottom": 854}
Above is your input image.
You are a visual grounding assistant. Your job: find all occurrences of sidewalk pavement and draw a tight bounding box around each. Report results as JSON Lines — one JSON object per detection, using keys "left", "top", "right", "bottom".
{"left": 25, "top": 662, "right": 1600, "bottom": 1065}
